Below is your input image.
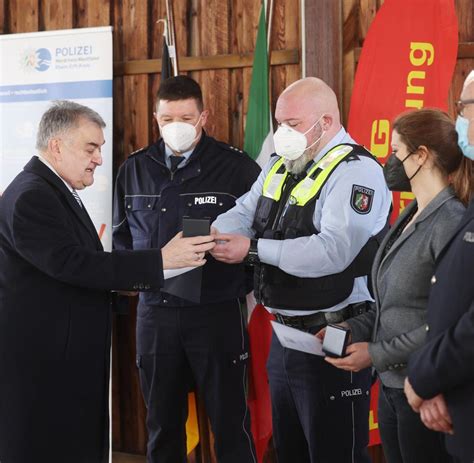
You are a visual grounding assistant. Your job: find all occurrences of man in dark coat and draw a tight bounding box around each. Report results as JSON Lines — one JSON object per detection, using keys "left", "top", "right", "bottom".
{"left": 0, "top": 100, "right": 214, "bottom": 463}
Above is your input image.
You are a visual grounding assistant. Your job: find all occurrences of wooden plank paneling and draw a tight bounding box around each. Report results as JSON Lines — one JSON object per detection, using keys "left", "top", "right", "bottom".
{"left": 342, "top": 0, "right": 358, "bottom": 124}
{"left": 304, "top": 0, "right": 342, "bottom": 101}
{"left": 283, "top": 0, "right": 300, "bottom": 87}
{"left": 8, "top": 0, "right": 38, "bottom": 32}
{"left": 195, "top": 0, "right": 230, "bottom": 142}
{"left": 114, "top": 50, "right": 299, "bottom": 76}
{"left": 40, "top": 0, "right": 73, "bottom": 30}
{"left": 270, "top": 0, "right": 289, "bottom": 119}
{"left": 111, "top": 0, "right": 150, "bottom": 455}
{"left": 0, "top": 0, "right": 7, "bottom": 34}
{"left": 75, "top": 0, "right": 110, "bottom": 27}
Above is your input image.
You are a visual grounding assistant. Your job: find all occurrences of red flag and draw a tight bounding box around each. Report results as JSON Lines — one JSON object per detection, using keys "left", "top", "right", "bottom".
{"left": 347, "top": 0, "right": 458, "bottom": 446}
{"left": 247, "top": 304, "right": 274, "bottom": 462}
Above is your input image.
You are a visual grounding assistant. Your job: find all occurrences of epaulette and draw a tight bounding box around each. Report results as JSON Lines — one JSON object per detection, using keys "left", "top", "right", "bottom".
{"left": 217, "top": 141, "right": 245, "bottom": 155}
{"left": 128, "top": 146, "right": 148, "bottom": 158}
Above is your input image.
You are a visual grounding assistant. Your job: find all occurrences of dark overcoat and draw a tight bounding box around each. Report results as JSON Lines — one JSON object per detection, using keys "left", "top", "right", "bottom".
{"left": 408, "top": 198, "right": 474, "bottom": 462}
{"left": 0, "top": 157, "right": 163, "bottom": 463}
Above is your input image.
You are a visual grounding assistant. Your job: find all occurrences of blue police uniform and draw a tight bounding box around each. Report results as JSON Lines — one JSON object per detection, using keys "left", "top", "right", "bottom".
{"left": 213, "top": 127, "right": 391, "bottom": 463}
{"left": 113, "top": 132, "right": 260, "bottom": 463}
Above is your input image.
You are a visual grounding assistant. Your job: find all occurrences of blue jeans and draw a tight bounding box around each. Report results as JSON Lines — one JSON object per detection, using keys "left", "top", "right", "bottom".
{"left": 378, "top": 385, "right": 453, "bottom": 463}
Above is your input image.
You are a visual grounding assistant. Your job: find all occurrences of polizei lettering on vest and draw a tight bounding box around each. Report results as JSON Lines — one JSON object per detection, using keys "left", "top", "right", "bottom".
{"left": 194, "top": 196, "right": 217, "bottom": 205}
{"left": 340, "top": 388, "right": 363, "bottom": 398}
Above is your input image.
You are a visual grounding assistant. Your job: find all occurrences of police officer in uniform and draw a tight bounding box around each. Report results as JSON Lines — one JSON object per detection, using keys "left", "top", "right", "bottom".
{"left": 113, "top": 76, "right": 260, "bottom": 463}
{"left": 211, "top": 77, "right": 391, "bottom": 463}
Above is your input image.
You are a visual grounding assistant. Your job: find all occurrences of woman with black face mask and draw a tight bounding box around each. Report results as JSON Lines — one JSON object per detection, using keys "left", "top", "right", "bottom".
{"left": 322, "top": 108, "right": 472, "bottom": 463}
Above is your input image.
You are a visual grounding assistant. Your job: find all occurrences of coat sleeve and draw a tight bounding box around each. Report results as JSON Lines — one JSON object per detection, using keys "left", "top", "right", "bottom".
{"left": 12, "top": 187, "right": 164, "bottom": 291}
{"left": 345, "top": 303, "right": 377, "bottom": 342}
{"left": 368, "top": 324, "right": 427, "bottom": 373}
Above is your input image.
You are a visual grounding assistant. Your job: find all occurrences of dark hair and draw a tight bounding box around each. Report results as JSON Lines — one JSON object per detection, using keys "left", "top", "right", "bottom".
{"left": 393, "top": 108, "right": 472, "bottom": 205}
{"left": 156, "top": 75, "right": 203, "bottom": 111}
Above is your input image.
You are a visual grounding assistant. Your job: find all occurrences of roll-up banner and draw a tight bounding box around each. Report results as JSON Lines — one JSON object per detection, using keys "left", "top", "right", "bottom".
{"left": 347, "top": 0, "right": 458, "bottom": 446}
{"left": 0, "top": 26, "right": 113, "bottom": 249}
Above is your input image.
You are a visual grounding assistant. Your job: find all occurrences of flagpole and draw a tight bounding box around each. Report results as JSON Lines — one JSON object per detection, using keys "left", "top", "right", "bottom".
{"left": 266, "top": 0, "right": 274, "bottom": 50}
{"left": 165, "top": 0, "right": 179, "bottom": 76}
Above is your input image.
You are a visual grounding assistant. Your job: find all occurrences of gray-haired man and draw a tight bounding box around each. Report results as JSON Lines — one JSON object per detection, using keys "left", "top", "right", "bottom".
{"left": 0, "top": 100, "right": 214, "bottom": 463}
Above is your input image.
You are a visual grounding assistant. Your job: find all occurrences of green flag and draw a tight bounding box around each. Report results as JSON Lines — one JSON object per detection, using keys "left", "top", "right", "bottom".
{"left": 244, "top": 4, "right": 274, "bottom": 167}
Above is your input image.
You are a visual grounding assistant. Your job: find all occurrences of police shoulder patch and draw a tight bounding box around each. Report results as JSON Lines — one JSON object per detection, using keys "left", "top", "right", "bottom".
{"left": 350, "top": 184, "right": 374, "bottom": 215}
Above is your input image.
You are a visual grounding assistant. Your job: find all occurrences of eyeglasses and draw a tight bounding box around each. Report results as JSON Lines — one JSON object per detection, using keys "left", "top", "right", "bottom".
{"left": 456, "top": 99, "right": 474, "bottom": 116}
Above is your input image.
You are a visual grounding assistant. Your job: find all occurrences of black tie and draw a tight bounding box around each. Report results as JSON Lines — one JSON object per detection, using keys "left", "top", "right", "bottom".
{"left": 169, "top": 155, "right": 184, "bottom": 173}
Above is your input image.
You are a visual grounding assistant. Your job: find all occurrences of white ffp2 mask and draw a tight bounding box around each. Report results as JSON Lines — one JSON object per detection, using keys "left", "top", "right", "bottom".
{"left": 273, "top": 115, "right": 325, "bottom": 160}
{"left": 160, "top": 114, "right": 202, "bottom": 152}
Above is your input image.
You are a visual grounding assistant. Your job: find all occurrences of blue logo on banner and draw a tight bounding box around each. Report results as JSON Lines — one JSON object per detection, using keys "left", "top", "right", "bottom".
{"left": 22, "top": 48, "right": 52, "bottom": 72}
{"left": 34, "top": 48, "right": 52, "bottom": 71}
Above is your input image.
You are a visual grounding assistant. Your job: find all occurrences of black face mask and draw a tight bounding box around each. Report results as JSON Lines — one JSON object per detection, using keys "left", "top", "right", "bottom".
{"left": 383, "top": 151, "right": 421, "bottom": 192}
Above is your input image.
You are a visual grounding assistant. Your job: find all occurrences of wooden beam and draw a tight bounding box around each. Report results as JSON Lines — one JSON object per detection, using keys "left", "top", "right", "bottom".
{"left": 114, "top": 49, "right": 299, "bottom": 76}
{"left": 354, "top": 42, "right": 474, "bottom": 62}
{"left": 459, "top": 42, "right": 474, "bottom": 59}
{"left": 304, "top": 0, "right": 343, "bottom": 103}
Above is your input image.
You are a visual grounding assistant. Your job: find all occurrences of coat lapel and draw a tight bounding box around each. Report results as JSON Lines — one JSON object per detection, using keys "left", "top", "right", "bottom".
{"left": 24, "top": 157, "right": 103, "bottom": 249}
{"left": 382, "top": 187, "right": 457, "bottom": 266}
{"left": 373, "top": 187, "right": 457, "bottom": 306}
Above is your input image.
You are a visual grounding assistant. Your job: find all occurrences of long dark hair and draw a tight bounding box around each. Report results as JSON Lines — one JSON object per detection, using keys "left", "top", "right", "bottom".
{"left": 393, "top": 108, "right": 472, "bottom": 205}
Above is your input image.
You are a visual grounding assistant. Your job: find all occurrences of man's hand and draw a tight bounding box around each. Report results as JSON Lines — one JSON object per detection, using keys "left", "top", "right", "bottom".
{"left": 161, "top": 231, "right": 215, "bottom": 270}
{"left": 419, "top": 395, "right": 453, "bottom": 434}
{"left": 210, "top": 233, "right": 250, "bottom": 264}
{"left": 404, "top": 377, "right": 424, "bottom": 412}
{"left": 324, "top": 342, "right": 372, "bottom": 372}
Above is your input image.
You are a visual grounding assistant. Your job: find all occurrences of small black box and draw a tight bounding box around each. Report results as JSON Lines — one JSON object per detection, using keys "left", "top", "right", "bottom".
{"left": 182, "top": 217, "right": 210, "bottom": 237}
{"left": 322, "top": 324, "right": 350, "bottom": 358}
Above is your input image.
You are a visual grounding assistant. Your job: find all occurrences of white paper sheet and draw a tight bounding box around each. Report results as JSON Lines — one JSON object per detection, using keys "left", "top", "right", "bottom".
{"left": 271, "top": 321, "right": 325, "bottom": 356}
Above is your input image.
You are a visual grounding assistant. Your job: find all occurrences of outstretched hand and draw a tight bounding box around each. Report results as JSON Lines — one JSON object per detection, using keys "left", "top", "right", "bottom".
{"left": 210, "top": 233, "right": 251, "bottom": 264}
{"left": 161, "top": 231, "right": 215, "bottom": 269}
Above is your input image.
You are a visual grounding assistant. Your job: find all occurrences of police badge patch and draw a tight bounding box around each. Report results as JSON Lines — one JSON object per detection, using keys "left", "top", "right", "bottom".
{"left": 350, "top": 185, "right": 374, "bottom": 215}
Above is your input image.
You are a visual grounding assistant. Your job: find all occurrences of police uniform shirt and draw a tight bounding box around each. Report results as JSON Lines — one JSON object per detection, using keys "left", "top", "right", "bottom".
{"left": 164, "top": 145, "right": 193, "bottom": 170}
{"left": 213, "top": 127, "right": 392, "bottom": 315}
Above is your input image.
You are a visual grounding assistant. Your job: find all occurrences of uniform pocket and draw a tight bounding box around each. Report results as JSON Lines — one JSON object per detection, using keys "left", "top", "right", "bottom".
{"left": 125, "top": 195, "right": 160, "bottom": 238}
{"left": 180, "top": 192, "right": 236, "bottom": 222}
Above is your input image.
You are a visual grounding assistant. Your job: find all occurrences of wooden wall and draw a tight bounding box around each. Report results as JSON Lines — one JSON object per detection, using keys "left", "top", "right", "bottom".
{"left": 0, "top": 0, "right": 300, "bottom": 459}
{"left": 1, "top": 0, "right": 473, "bottom": 462}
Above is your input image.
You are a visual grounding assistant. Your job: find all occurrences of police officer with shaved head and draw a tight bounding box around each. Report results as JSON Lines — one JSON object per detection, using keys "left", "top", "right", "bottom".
{"left": 212, "top": 77, "right": 391, "bottom": 463}
{"left": 113, "top": 76, "right": 260, "bottom": 463}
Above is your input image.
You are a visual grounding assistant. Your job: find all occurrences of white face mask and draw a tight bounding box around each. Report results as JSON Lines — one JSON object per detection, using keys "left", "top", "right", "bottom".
{"left": 273, "top": 115, "right": 325, "bottom": 160}
{"left": 160, "top": 114, "right": 202, "bottom": 153}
